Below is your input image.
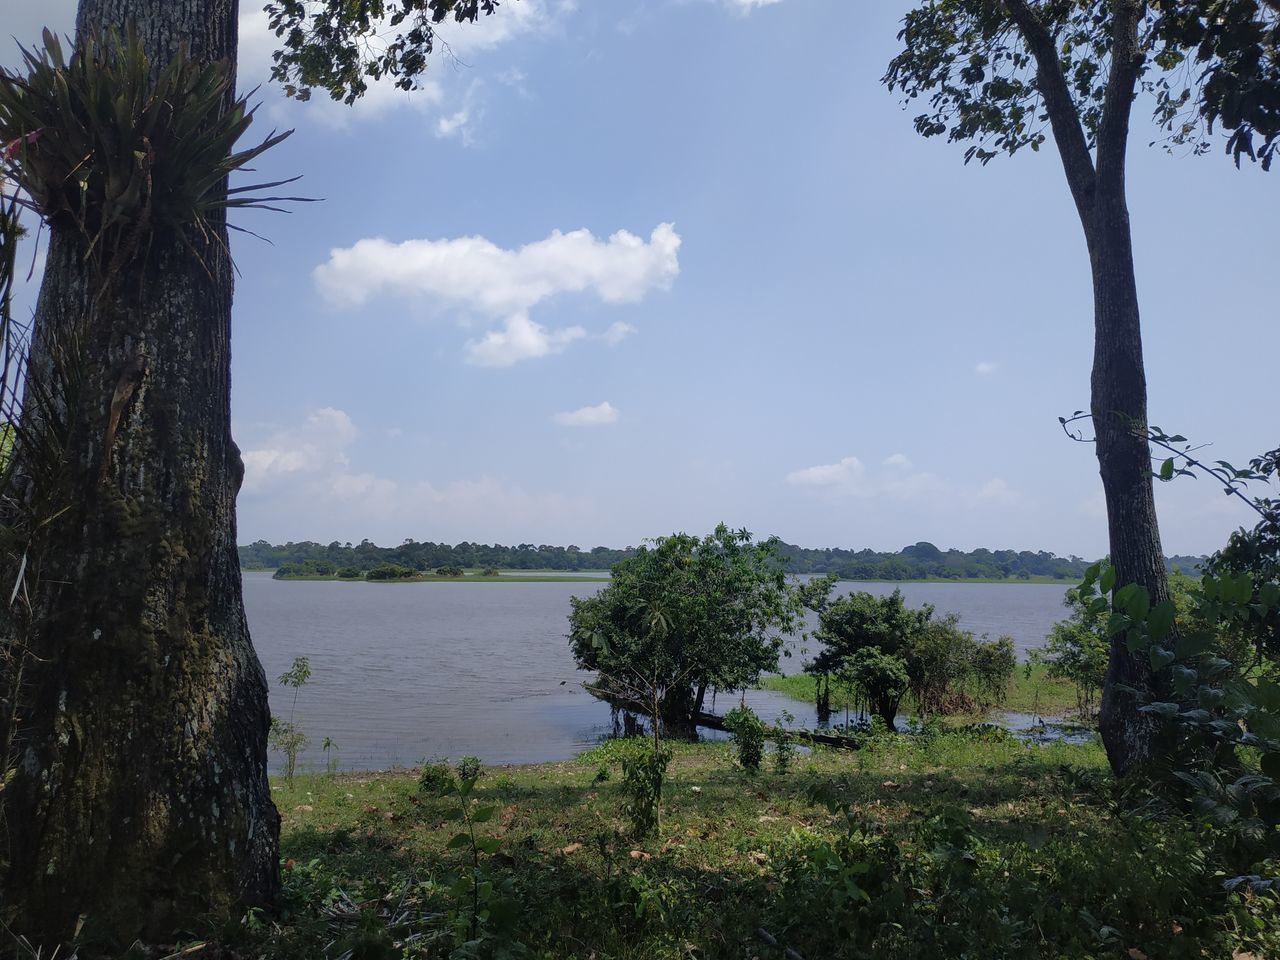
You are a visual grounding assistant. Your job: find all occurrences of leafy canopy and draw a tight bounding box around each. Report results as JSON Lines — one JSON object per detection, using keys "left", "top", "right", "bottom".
{"left": 884, "top": 0, "right": 1280, "bottom": 168}
{"left": 265, "top": 0, "right": 507, "bottom": 104}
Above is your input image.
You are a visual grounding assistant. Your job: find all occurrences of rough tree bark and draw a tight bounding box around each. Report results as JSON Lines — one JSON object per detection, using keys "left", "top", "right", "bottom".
{"left": 1006, "top": 0, "right": 1171, "bottom": 776}
{"left": 0, "top": 0, "right": 280, "bottom": 945}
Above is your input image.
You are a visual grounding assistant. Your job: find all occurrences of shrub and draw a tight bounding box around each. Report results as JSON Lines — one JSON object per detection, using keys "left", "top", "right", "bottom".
{"left": 724, "top": 705, "right": 766, "bottom": 772}
{"left": 969, "top": 636, "right": 1016, "bottom": 711}
{"left": 366, "top": 562, "right": 416, "bottom": 581}
{"left": 619, "top": 739, "right": 671, "bottom": 838}
{"left": 773, "top": 710, "right": 796, "bottom": 775}
{"left": 455, "top": 755, "right": 482, "bottom": 782}
{"left": 417, "top": 758, "right": 453, "bottom": 794}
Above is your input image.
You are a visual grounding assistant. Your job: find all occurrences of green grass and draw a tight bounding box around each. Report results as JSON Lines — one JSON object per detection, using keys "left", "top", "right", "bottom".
{"left": 759, "top": 662, "right": 1083, "bottom": 719}
{"left": 226, "top": 734, "right": 1277, "bottom": 960}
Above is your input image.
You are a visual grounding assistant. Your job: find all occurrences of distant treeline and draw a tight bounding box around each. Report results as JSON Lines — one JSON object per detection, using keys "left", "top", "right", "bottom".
{"left": 239, "top": 538, "right": 1206, "bottom": 581}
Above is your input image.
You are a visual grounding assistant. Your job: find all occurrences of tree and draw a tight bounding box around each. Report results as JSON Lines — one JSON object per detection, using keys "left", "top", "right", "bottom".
{"left": 0, "top": 0, "right": 507, "bottom": 947}
{"left": 568, "top": 524, "right": 800, "bottom": 730}
{"left": 883, "top": 0, "right": 1278, "bottom": 776}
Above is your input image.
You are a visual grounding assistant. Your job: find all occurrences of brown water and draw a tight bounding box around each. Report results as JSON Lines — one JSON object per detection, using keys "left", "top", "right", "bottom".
{"left": 244, "top": 572, "right": 1071, "bottom": 771}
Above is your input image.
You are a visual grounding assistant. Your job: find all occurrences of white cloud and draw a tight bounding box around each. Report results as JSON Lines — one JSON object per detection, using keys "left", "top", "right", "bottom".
{"left": 786, "top": 454, "right": 944, "bottom": 500}
{"left": 316, "top": 223, "right": 681, "bottom": 312}
{"left": 554, "top": 401, "right": 620, "bottom": 428}
{"left": 434, "top": 80, "right": 484, "bottom": 144}
{"left": 975, "top": 477, "right": 1023, "bottom": 506}
{"left": 787, "top": 456, "right": 867, "bottom": 489}
{"left": 727, "top": 0, "right": 785, "bottom": 11}
{"left": 974, "top": 360, "right": 998, "bottom": 376}
{"left": 242, "top": 407, "right": 359, "bottom": 493}
{"left": 465, "top": 313, "right": 586, "bottom": 367}
{"left": 315, "top": 223, "right": 680, "bottom": 365}
{"left": 602, "top": 321, "right": 637, "bottom": 346}
{"left": 436, "top": 106, "right": 473, "bottom": 139}
{"left": 238, "top": 408, "right": 596, "bottom": 541}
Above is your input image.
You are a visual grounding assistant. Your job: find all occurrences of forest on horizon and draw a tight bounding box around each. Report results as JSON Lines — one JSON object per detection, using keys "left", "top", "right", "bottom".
{"left": 238, "top": 537, "right": 1206, "bottom": 581}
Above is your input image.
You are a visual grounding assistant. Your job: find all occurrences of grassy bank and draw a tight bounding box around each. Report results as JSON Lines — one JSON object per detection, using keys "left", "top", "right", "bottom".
{"left": 224, "top": 734, "right": 1277, "bottom": 959}
{"left": 760, "top": 662, "right": 1083, "bottom": 718}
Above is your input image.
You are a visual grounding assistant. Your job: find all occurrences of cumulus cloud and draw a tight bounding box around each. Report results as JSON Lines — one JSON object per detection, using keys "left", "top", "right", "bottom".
{"left": 554, "top": 401, "right": 620, "bottom": 428}
{"left": 315, "top": 223, "right": 680, "bottom": 365}
{"left": 974, "top": 360, "right": 998, "bottom": 376}
{"left": 786, "top": 454, "right": 944, "bottom": 500}
{"left": 726, "top": 0, "right": 784, "bottom": 11}
{"left": 465, "top": 313, "right": 587, "bottom": 367}
{"left": 315, "top": 223, "right": 681, "bottom": 312}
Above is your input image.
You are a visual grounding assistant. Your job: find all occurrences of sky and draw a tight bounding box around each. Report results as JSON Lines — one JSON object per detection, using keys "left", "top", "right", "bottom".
{"left": 4, "top": 0, "right": 1277, "bottom": 558}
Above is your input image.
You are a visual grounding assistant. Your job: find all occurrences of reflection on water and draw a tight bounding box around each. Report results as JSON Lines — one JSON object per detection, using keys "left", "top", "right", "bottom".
{"left": 243, "top": 572, "right": 1072, "bottom": 771}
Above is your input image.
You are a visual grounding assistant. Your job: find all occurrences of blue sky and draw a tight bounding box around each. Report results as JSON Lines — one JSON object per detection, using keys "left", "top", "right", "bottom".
{"left": 6, "top": 0, "right": 1277, "bottom": 557}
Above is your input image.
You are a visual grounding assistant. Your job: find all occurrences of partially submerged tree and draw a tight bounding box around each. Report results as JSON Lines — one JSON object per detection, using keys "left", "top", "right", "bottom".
{"left": 569, "top": 524, "right": 800, "bottom": 730}
{"left": 884, "top": 0, "right": 1278, "bottom": 776}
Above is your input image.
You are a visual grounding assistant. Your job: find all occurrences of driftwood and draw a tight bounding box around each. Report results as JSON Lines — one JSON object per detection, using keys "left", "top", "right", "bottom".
{"left": 756, "top": 926, "right": 806, "bottom": 960}
{"left": 584, "top": 682, "right": 865, "bottom": 751}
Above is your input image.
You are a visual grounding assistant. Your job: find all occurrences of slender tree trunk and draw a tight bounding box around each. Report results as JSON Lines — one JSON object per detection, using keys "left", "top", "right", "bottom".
{"left": 1007, "top": 0, "right": 1171, "bottom": 777}
{"left": 1086, "top": 190, "right": 1172, "bottom": 777}
{"left": 0, "top": 0, "right": 280, "bottom": 946}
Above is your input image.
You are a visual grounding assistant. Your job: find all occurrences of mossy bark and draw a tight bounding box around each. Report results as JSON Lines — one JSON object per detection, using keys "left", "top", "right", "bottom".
{"left": 0, "top": 0, "right": 280, "bottom": 946}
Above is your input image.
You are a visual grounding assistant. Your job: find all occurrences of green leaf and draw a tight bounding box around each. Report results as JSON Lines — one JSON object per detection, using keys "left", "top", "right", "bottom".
{"left": 447, "top": 832, "right": 472, "bottom": 850}
{"left": 1175, "top": 630, "right": 1215, "bottom": 659}
{"left": 471, "top": 805, "right": 497, "bottom": 824}
{"left": 1100, "top": 565, "right": 1116, "bottom": 594}
{"left": 1260, "top": 752, "right": 1280, "bottom": 781}
{"left": 476, "top": 836, "right": 502, "bottom": 854}
{"left": 1158, "top": 458, "right": 1175, "bottom": 481}
{"left": 1149, "top": 647, "right": 1175, "bottom": 671}
{"left": 1126, "top": 587, "right": 1151, "bottom": 621}
{"left": 1147, "top": 600, "right": 1176, "bottom": 641}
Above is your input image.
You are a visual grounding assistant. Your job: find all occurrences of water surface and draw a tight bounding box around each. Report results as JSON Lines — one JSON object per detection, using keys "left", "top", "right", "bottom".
{"left": 244, "top": 573, "right": 1071, "bottom": 771}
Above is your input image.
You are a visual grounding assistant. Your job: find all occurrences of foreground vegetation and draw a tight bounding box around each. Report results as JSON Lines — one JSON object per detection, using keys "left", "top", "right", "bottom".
{"left": 224, "top": 733, "right": 1279, "bottom": 960}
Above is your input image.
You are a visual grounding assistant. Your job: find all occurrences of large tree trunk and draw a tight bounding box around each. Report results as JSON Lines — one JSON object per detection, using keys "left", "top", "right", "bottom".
{"left": 0, "top": 0, "right": 280, "bottom": 946}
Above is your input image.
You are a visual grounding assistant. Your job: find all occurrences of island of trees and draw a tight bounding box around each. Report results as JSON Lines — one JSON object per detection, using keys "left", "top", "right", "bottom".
{"left": 242, "top": 536, "right": 1205, "bottom": 581}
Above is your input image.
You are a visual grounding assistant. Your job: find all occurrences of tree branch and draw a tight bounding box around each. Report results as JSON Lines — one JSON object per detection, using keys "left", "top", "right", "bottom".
{"left": 1002, "top": 0, "right": 1098, "bottom": 218}
{"left": 1095, "top": 0, "right": 1147, "bottom": 192}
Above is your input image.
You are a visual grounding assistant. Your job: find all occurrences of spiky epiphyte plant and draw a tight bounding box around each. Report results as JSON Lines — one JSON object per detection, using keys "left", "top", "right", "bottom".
{"left": 0, "top": 26, "right": 305, "bottom": 275}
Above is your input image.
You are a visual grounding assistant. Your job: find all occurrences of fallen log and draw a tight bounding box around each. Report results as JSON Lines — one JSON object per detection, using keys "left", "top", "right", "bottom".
{"left": 694, "top": 711, "right": 863, "bottom": 751}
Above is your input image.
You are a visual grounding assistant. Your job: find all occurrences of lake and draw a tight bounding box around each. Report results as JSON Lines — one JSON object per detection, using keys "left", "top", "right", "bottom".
{"left": 244, "top": 572, "right": 1072, "bottom": 771}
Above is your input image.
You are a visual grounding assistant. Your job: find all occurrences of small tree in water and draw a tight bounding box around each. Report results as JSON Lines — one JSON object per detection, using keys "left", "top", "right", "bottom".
{"left": 569, "top": 524, "right": 801, "bottom": 731}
